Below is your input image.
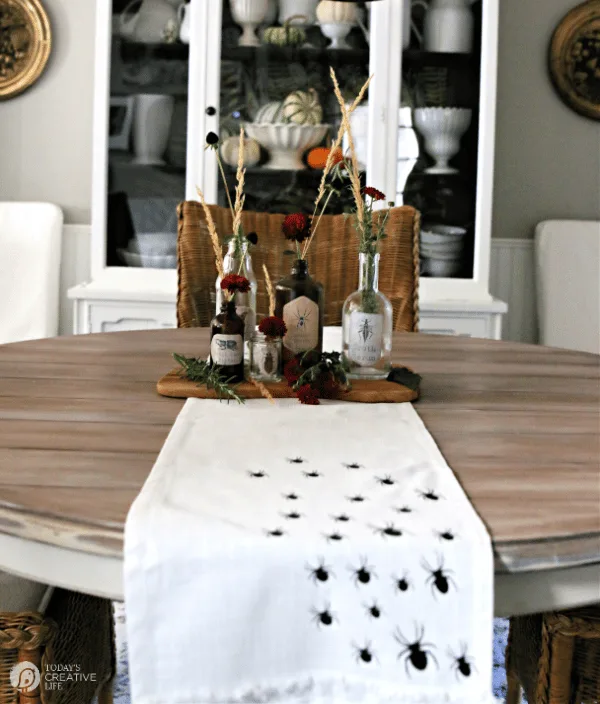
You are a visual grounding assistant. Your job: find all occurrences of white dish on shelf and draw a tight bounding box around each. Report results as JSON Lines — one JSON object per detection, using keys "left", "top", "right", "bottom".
{"left": 319, "top": 22, "right": 355, "bottom": 50}
{"left": 118, "top": 248, "right": 177, "bottom": 269}
{"left": 420, "top": 241, "right": 464, "bottom": 257}
{"left": 423, "top": 256, "right": 463, "bottom": 277}
{"left": 132, "top": 232, "right": 177, "bottom": 256}
{"left": 421, "top": 225, "right": 467, "bottom": 245}
{"left": 244, "top": 122, "right": 328, "bottom": 170}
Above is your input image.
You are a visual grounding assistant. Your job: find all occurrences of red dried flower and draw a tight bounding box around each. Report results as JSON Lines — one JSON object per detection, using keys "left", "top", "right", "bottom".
{"left": 220, "top": 274, "right": 251, "bottom": 294}
{"left": 282, "top": 213, "right": 312, "bottom": 243}
{"left": 318, "top": 373, "right": 339, "bottom": 398}
{"left": 283, "top": 359, "right": 303, "bottom": 386}
{"left": 258, "top": 316, "right": 287, "bottom": 339}
{"left": 296, "top": 384, "right": 320, "bottom": 405}
{"left": 362, "top": 186, "right": 386, "bottom": 201}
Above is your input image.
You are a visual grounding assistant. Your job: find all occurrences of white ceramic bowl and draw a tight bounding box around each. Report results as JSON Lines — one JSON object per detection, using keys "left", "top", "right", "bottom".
{"left": 132, "top": 232, "right": 177, "bottom": 256}
{"left": 118, "top": 249, "right": 177, "bottom": 269}
{"left": 421, "top": 225, "right": 467, "bottom": 245}
{"left": 421, "top": 241, "right": 464, "bottom": 257}
{"left": 244, "top": 123, "right": 329, "bottom": 170}
{"left": 413, "top": 108, "right": 472, "bottom": 174}
{"left": 423, "top": 257, "right": 462, "bottom": 277}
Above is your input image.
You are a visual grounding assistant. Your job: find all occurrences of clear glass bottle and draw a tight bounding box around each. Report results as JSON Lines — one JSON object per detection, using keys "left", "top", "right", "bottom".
{"left": 274, "top": 259, "right": 324, "bottom": 363}
{"left": 342, "top": 253, "right": 393, "bottom": 380}
{"left": 215, "top": 239, "right": 257, "bottom": 342}
{"left": 210, "top": 300, "right": 245, "bottom": 383}
{"left": 250, "top": 332, "right": 282, "bottom": 382}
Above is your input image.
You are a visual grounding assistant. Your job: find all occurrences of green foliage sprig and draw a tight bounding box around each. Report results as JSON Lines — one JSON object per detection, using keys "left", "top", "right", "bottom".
{"left": 293, "top": 352, "right": 351, "bottom": 393}
{"left": 173, "top": 353, "right": 245, "bottom": 404}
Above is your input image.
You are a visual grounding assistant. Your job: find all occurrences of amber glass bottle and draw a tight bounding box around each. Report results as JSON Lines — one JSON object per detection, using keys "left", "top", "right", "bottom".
{"left": 275, "top": 259, "right": 324, "bottom": 362}
{"left": 209, "top": 300, "right": 245, "bottom": 382}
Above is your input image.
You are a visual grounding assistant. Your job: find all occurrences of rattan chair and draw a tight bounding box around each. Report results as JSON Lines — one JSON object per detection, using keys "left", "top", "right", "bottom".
{"left": 176, "top": 202, "right": 420, "bottom": 332}
{"left": 506, "top": 606, "right": 600, "bottom": 703}
{"left": 0, "top": 589, "right": 115, "bottom": 704}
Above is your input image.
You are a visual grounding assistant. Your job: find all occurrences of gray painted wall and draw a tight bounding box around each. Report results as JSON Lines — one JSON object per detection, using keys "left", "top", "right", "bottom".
{"left": 1, "top": 0, "right": 598, "bottom": 234}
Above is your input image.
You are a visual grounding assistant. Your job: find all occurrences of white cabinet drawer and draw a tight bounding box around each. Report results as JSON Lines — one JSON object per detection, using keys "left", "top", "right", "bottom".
{"left": 84, "top": 301, "right": 177, "bottom": 334}
{"left": 419, "top": 315, "right": 491, "bottom": 339}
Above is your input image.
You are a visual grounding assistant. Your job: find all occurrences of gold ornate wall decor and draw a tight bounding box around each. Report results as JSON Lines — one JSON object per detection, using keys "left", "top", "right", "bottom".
{"left": 549, "top": 0, "right": 600, "bottom": 121}
{"left": 0, "top": 0, "right": 51, "bottom": 99}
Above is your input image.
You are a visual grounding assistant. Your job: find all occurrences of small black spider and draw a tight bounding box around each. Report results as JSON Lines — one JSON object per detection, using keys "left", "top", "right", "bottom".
{"left": 306, "top": 558, "right": 333, "bottom": 584}
{"left": 364, "top": 601, "right": 382, "bottom": 619}
{"left": 303, "top": 470, "right": 321, "bottom": 478}
{"left": 266, "top": 528, "right": 285, "bottom": 537}
{"left": 437, "top": 530, "right": 456, "bottom": 542}
{"left": 288, "top": 457, "right": 306, "bottom": 464}
{"left": 393, "top": 571, "right": 412, "bottom": 593}
{"left": 325, "top": 532, "right": 344, "bottom": 542}
{"left": 310, "top": 603, "right": 336, "bottom": 628}
{"left": 349, "top": 557, "right": 376, "bottom": 586}
{"left": 347, "top": 494, "right": 366, "bottom": 503}
{"left": 448, "top": 643, "right": 475, "bottom": 679}
{"left": 375, "top": 474, "right": 396, "bottom": 486}
{"left": 422, "top": 554, "right": 457, "bottom": 597}
{"left": 394, "top": 624, "right": 439, "bottom": 676}
{"left": 284, "top": 492, "right": 300, "bottom": 500}
{"left": 374, "top": 523, "right": 403, "bottom": 538}
{"left": 353, "top": 641, "right": 376, "bottom": 664}
{"left": 418, "top": 489, "right": 442, "bottom": 501}
{"left": 248, "top": 470, "right": 267, "bottom": 478}
{"left": 395, "top": 506, "right": 413, "bottom": 514}
{"left": 332, "top": 513, "right": 351, "bottom": 523}
{"left": 343, "top": 462, "right": 363, "bottom": 469}
{"left": 282, "top": 511, "right": 302, "bottom": 520}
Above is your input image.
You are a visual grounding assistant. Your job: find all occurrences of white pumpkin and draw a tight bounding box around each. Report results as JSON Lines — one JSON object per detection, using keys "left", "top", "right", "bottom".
{"left": 316, "top": 0, "right": 358, "bottom": 24}
{"left": 254, "top": 101, "right": 286, "bottom": 124}
{"left": 220, "top": 135, "right": 261, "bottom": 167}
{"left": 282, "top": 88, "right": 323, "bottom": 126}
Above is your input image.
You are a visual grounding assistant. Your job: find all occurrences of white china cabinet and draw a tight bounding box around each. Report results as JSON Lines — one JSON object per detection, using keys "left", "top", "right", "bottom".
{"left": 69, "top": 0, "right": 506, "bottom": 337}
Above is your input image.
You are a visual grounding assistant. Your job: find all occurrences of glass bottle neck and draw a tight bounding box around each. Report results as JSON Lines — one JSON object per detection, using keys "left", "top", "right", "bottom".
{"left": 224, "top": 238, "right": 253, "bottom": 274}
{"left": 358, "top": 253, "right": 380, "bottom": 292}
{"left": 220, "top": 299, "right": 237, "bottom": 316}
{"left": 292, "top": 259, "right": 309, "bottom": 279}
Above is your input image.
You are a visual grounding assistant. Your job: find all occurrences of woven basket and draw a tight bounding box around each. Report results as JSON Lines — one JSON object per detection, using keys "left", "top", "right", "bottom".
{"left": 176, "top": 202, "right": 420, "bottom": 332}
{"left": 506, "top": 606, "right": 600, "bottom": 704}
{"left": 0, "top": 589, "right": 115, "bottom": 704}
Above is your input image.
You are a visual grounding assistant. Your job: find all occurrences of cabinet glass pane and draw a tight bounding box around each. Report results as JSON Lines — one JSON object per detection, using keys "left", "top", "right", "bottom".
{"left": 400, "top": 0, "right": 483, "bottom": 281}
{"left": 106, "top": 0, "right": 189, "bottom": 270}
{"left": 216, "top": 1, "right": 371, "bottom": 214}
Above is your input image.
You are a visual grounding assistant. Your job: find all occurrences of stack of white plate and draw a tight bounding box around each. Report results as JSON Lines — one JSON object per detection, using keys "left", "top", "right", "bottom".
{"left": 420, "top": 225, "right": 467, "bottom": 277}
{"left": 118, "top": 232, "right": 177, "bottom": 269}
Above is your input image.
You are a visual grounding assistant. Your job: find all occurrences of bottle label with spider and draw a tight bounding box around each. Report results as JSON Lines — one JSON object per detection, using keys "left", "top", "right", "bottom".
{"left": 210, "top": 334, "right": 243, "bottom": 366}
{"left": 347, "top": 313, "right": 383, "bottom": 366}
{"left": 282, "top": 296, "right": 319, "bottom": 355}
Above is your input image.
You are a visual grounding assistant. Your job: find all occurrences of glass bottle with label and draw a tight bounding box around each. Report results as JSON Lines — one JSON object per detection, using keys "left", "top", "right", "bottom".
{"left": 215, "top": 239, "right": 257, "bottom": 342}
{"left": 210, "top": 300, "right": 245, "bottom": 382}
{"left": 275, "top": 259, "right": 323, "bottom": 362}
{"left": 342, "top": 253, "right": 393, "bottom": 379}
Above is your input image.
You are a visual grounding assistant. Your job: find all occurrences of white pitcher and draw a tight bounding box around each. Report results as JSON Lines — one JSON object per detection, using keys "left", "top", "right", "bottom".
{"left": 120, "top": 0, "right": 181, "bottom": 43}
{"left": 421, "top": 0, "right": 474, "bottom": 54}
{"left": 178, "top": 2, "right": 190, "bottom": 44}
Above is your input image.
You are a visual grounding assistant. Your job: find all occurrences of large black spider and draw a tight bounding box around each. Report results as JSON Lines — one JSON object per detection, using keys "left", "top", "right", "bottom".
{"left": 352, "top": 641, "right": 377, "bottom": 664}
{"left": 394, "top": 624, "right": 438, "bottom": 676}
{"left": 287, "top": 457, "right": 306, "bottom": 464}
{"left": 375, "top": 474, "right": 396, "bottom": 486}
{"left": 392, "top": 570, "right": 412, "bottom": 593}
{"left": 349, "top": 557, "right": 376, "bottom": 586}
{"left": 422, "top": 554, "right": 457, "bottom": 597}
{"left": 310, "top": 603, "right": 336, "bottom": 628}
{"left": 418, "top": 489, "right": 443, "bottom": 501}
{"left": 448, "top": 643, "right": 475, "bottom": 679}
{"left": 306, "top": 558, "right": 333, "bottom": 584}
{"left": 374, "top": 523, "right": 403, "bottom": 538}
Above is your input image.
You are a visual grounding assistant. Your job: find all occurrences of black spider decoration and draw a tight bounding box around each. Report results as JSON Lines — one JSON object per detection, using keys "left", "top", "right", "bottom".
{"left": 395, "top": 506, "right": 413, "bottom": 514}
{"left": 364, "top": 601, "right": 382, "bottom": 619}
{"left": 343, "top": 462, "right": 362, "bottom": 469}
{"left": 284, "top": 492, "right": 300, "bottom": 500}
{"left": 422, "top": 555, "right": 457, "bottom": 597}
{"left": 248, "top": 470, "right": 267, "bottom": 478}
{"left": 393, "top": 571, "right": 412, "bottom": 593}
{"left": 353, "top": 641, "right": 376, "bottom": 664}
{"left": 303, "top": 470, "right": 321, "bottom": 478}
{"left": 310, "top": 603, "right": 336, "bottom": 628}
{"left": 448, "top": 643, "right": 475, "bottom": 679}
{"left": 394, "top": 625, "right": 439, "bottom": 676}
{"left": 349, "top": 557, "right": 376, "bottom": 585}
{"left": 437, "top": 530, "right": 456, "bottom": 542}
{"left": 332, "top": 513, "right": 351, "bottom": 523}
{"left": 306, "top": 558, "right": 333, "bottom": 584}
{"left": 374, "top": 523, "right": 403, "bottom": 538}
{"left": 347, "top": 494, "right": 367, "bottom": 503}
{"left": 375, "top": 475, "right": 396, "bottom": 486}
{"left": 418, "top": 489, "right": 442, "bottom": 501}
{"left": 266, "top": 528, "right": 285, "bottom": 537}
{"left": 287, "top": 457, "right": 306, "bottom": 464}
{"left": 282, "top": 511, "right": 302, "bottom": 520}
{"left": 325, "top": 532, "right": 344, "bottom": 542}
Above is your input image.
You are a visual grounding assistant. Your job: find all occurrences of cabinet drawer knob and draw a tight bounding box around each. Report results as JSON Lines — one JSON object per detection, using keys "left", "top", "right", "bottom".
{"left": 206, "top": 106, "right": 217, "bottom": 116}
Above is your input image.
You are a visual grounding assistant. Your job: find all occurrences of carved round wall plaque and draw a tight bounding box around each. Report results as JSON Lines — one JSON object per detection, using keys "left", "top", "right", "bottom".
{"left": 549, "top": 0, "right": 600, "bottom": 120}
{"left": 0, "top": 0, "right": 51, "bottom": 100}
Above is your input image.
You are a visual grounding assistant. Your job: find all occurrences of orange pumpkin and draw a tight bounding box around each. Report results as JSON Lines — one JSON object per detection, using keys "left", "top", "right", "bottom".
{"left": 307, "top": 146, "right": 343, "bottom": 170}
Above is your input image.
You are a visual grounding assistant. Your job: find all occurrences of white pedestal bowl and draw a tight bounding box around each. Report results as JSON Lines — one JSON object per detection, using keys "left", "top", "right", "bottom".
{"left": 414, "top": 107, "right": 472, "bottom": 175}
{"left": 244, "top": 123, "right": 328, "bottom": 170}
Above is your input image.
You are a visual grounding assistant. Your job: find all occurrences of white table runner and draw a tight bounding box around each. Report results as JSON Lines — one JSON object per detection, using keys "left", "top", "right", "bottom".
{"left": 125, "top": 399, "right": 495, "bottom": 704}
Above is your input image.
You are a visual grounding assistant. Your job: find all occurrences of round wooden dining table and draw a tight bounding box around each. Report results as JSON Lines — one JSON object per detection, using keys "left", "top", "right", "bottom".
{"left": 0, "top": 329, "right": 598, "bottom": 617}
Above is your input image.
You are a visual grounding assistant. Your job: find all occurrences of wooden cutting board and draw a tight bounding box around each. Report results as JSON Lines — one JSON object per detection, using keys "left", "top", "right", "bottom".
{"left": 157, "top": 367, "right": 420, "bottom": 404}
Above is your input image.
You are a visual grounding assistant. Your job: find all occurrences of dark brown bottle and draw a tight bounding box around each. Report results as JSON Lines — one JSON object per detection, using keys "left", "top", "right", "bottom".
{"left": 275, "top": 259, "right": 324, "bottom": 362}
{"left": 210, "top": 300, "right": 245, "bottom": 382}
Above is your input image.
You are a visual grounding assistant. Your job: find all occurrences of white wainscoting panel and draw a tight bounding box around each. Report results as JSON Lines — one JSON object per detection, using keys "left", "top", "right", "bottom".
{"left": 59, "top": 228, "right": 537, "bottom": 343}
{"left": 490, "top": 238, "right": 537, "bottom": 344}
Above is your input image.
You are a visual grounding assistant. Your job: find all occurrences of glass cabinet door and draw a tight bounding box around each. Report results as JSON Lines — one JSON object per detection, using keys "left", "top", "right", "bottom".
{"left": 104, "top": 0, "right": 190, "bottom": 270}
{"left": 207, "top": 0, "right": 373, "bottom": 214}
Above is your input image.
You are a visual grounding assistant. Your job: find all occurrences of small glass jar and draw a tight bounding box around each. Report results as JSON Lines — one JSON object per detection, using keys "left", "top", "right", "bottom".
{"left": 250, "top": 333, "right": 282, "bottom": 382}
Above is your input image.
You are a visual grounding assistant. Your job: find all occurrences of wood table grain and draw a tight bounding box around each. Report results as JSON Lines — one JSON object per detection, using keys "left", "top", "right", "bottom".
{"left": 0, "top": 330, "right": 598, "bottom": 615}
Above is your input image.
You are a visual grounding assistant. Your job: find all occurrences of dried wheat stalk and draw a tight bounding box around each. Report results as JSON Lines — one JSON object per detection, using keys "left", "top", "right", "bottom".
{"left": 263, "top": 264, "right": 276, "bottom": 317}
{"left": 232, "top": 127, "right": 246, "bottom": 237}
{"left": 196, "top": 185, "right": 224, "bottom": 277}
{"left": 249, "top": 377, "right": 275, "bottom": 404}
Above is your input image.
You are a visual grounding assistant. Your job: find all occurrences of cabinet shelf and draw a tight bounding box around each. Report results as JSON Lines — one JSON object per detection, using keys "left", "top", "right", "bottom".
{"left": 403, "top": 50, "right": 475, "bottom": 68}
{"left": 221, "top": 44, "right": 369, "bottom": 64}
{"left": 119, "top": 39, "right": 189, "bottom": 61}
